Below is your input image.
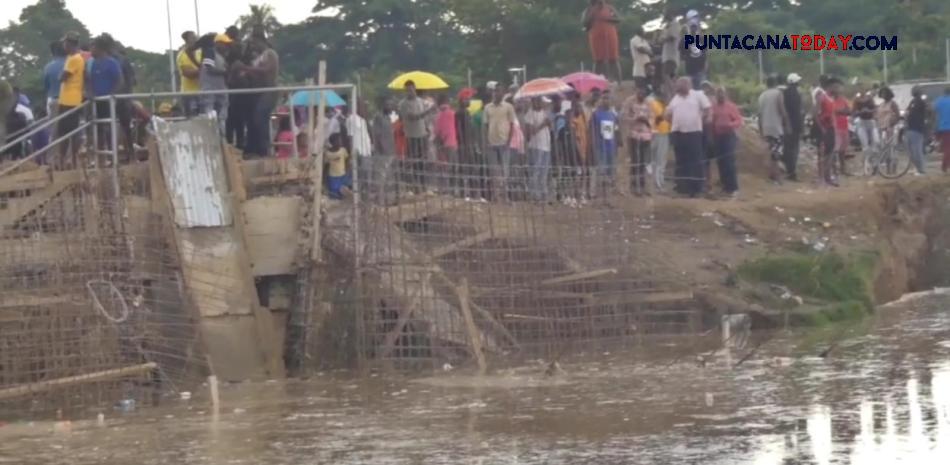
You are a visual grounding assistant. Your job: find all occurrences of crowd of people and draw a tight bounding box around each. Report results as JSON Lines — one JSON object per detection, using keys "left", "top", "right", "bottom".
{"left": 5, "top": 5, "right": 950, "bottom": 207}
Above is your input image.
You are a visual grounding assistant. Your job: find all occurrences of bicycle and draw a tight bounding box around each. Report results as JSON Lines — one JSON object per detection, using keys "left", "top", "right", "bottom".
{"left": 862, "top": 123, "right": 913, "bottom": 179}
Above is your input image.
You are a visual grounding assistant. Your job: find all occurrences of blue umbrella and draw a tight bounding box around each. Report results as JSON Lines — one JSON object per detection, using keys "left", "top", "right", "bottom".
{"left": 289, "top": 90, "right": 346, "bottom": 107}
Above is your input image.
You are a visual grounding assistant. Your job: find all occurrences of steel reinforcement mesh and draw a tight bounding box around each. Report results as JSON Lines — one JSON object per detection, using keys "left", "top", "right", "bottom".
{"left": 0, "top": 181, "right": 208, "bottom": 420}
{"left": 306, "top": 152, "right": 706, "bottom": 371}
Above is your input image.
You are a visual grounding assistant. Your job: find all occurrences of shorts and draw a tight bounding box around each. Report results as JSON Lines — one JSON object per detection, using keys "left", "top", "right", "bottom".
{"left": 765, "top": 135, "right": 783, "bottom": 161}
{"left": 328, "top": 174, "right": 351, "bottom": 200}
{"left": 56, "top": 105, "right": 81, "bottom": 137}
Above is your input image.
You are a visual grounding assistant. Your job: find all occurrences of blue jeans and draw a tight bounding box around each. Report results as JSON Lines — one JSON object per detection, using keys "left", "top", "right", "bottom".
{"left": 527, "top": 148, "right": 551, "bottom": 201}
{"left": 906, "top": 129, "right": 926, "bottom": 174}
{"left": 714, "top": 131, "right": 739, "bottom": 193}
{"left": 487, "top": 145, "right": 511, "bottom": 200}
{"left": 595, "top": 143, "right": 616, "bottom": 193}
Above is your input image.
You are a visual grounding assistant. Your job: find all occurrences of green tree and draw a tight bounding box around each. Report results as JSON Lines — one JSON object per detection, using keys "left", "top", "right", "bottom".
{"left": 237, "top": 4, "right": 282, "bottom": 40}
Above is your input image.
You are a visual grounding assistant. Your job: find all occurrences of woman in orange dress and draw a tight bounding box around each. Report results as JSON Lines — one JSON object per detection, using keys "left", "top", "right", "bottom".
{"left": 583, "top": 0, "right": 621, "bottom": 83}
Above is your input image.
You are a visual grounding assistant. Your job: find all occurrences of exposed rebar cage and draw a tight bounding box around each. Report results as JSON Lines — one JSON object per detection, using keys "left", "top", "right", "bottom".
{"left": 306, "top": 155, "right": 705, "bottom": 372}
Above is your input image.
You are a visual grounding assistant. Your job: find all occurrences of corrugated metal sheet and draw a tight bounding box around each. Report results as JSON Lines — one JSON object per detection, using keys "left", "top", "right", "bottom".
{"left": 154, "top": 116, "right": 233, "bottom": 228}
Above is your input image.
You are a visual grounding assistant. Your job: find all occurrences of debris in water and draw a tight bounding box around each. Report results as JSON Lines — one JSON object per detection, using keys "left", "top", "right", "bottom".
{"left": 233, "top": 408, "right": 246, "bottom": 414}
{"left": 442, "top": 363, "right": 454, "bottom": 372}
{"left": 180, "top": 391, "right": 192, "bottom": 401}
{"left": 705, "top": 393, "right": 715, "bottom": 407}
{"left": 96, "top": 413, "right": 105, "bottom": 427}
{"left": 774, "top": 206, "right": 785, "bottom": 213}
{"left": 115, "top": 399, "right": 136, "bottom": 413}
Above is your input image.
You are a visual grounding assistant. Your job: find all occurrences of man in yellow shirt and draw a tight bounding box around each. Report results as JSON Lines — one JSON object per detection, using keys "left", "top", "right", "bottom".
{"left": 57, "top": 32, "right": 84, "bottom": 167}
{"left": 176, "top": 31, "right": 201, "bottom": 115}
{"left": 650, "top": 89, "right": 672, "bottom": 191}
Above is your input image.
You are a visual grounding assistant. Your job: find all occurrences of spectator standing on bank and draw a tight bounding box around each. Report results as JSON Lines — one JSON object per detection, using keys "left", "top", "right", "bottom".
{"left": 483, "top": 86, "right": 518, "bottom": 201}
{"left": 590, "top": 94, "right": 619, "bottom": 196}
{"left": 934, "top": 87, "right": 950, "bottom": 174}
{"left": 398, "top": 80, "right": 437, "bottom": 193}
{"left": 621, "top": 86, "right": 653, "bottom": 196}
{"left": 905, "top": 86, "right": 931, "bottom": 176}
{"left": 434, "top": 94, "right": 459, "bottom": 194}
{"left": 650, "top": 89, "right": 672, "bottom": 191}
{"left": 523, "top": 96, "right": 553, "bottom": 202}
{"left": 782, "top": 73, "right": 804, "bottom": 181}
{"left": 629, "top": 26, "right": 652, "bottom": 90}
{"left": 757, "top": 74, "right": 789, "bottom": 184}
{"left": 583, "top": 0, "right": 622, "bottom": 83}
{"left": 711, "top": 86, "right": 743, "bottom": 198}
{"left": 665, "top": 76, "right": 711, "bottom": 198}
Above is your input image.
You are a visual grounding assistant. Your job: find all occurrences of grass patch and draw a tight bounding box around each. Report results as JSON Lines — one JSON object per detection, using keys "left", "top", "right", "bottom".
{"left": 738, "top": 250, "right": 879, "bottom": 325}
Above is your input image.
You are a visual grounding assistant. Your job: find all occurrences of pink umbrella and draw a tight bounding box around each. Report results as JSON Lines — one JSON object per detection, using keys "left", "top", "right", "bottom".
{"left": 513, "top": 78, "right": 573, "bottom": 100}
{"left": 562, "top": 72, "right": 610, "bottom": 95}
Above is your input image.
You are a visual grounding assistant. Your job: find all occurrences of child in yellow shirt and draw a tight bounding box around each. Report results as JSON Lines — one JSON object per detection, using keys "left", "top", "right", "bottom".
{"left": 326, "top": 133, "right": 351, "bottom": 199}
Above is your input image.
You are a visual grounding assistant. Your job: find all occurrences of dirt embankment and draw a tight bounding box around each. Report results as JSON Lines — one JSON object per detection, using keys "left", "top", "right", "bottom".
{"left": 617, "top": 127, "right": 950, "bottom": 326}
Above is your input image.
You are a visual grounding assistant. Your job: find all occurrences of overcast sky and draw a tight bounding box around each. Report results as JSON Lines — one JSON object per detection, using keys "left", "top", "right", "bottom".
{"left": 0, "top": 0, "right": 318, "bottom": 53}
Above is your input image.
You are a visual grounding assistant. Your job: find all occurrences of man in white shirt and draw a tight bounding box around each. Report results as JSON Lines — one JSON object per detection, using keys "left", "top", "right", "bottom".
{"left": 664, "top": 77, "right": 711, "bottom": 197}
{"left": 523, "top": 96, "right": 552, "bottom": 202}
{"left": 629, "top": 27, "right": 652, "bottom": 90}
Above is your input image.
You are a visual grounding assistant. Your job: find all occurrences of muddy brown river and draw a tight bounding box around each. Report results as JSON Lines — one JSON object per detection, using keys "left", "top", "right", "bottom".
{"left": 2, "top": 294, "right": 949, "bottom": 464}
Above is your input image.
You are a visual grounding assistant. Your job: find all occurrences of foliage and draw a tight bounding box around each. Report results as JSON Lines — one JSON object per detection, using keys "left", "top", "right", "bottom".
{"left": 237, "top": 4, "right": 282, "bottom": 41}
{"left": 738, "top": 250, "right": 878, "bottom": 312}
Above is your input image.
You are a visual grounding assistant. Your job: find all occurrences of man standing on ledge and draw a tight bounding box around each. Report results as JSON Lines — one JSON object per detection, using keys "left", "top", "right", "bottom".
{"left": 57, "top": 32, "right": 85, "bottom": 169}
{"left": 176, "top": 31, "right": 200, "bottom": 116}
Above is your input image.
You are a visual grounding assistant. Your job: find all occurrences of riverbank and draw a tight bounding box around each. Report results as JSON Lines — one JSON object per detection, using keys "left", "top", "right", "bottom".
{"left": 615, "top": 127, "right": 950, "bottom": 327}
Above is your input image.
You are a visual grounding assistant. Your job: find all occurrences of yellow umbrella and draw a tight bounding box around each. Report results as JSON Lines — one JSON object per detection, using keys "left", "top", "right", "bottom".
{"left": 467, "top": 99, "right": 483, "bottom": 115}
{"left": 388, "top": 71, "right": 450, "bottom": 90}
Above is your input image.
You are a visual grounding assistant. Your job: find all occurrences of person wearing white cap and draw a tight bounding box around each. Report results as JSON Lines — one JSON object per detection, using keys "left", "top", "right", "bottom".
{"left": 782, "top": 73, "right": 804, "bottom": 181}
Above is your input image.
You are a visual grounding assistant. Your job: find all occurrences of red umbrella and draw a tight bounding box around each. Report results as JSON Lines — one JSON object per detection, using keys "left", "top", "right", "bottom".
{"left": 513, "top": 78, "right": 573, "bottom": 100}
{"left": 562, "top": 72, "right": 610, "bottom": 95}
{"left": 457, "top": 87, "right": 477, "bottom": 100}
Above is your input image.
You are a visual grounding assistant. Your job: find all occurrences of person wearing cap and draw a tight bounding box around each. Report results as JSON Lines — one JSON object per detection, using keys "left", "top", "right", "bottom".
{"left": 683, "top": 11, "right": 707, "bottom": 90}
{"left": 57, "top": 31, "right": 85, "bottom": 168}
{"left": 199, "top": 33, "right": 232, "bottom": 134}
{"left": 757, "top": 74, "right": 790, "bottom": 184}
{"left": 783, "top": 73, "right": 804, "bottom": 181}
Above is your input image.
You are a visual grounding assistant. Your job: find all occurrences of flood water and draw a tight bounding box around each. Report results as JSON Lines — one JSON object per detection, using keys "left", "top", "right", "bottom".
{"left": 2, "top": 295, "right": 950, "bottom": 464}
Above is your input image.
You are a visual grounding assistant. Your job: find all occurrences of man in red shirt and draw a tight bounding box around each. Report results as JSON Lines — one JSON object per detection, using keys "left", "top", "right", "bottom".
{"left": 816, "top": 76, "right": 840, "bottom": 186}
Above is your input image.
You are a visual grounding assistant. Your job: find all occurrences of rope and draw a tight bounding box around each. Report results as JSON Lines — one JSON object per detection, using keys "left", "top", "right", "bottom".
{"left": 86, "top": 279, "right": 130, "bottom": 323}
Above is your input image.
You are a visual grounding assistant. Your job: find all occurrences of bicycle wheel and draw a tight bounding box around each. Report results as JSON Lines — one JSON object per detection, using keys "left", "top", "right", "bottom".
{"left": 877, "top": 144, "right": 912, "bottom": 179}
{"left": 862, "top": 151, "right": 879, "bottom": 176}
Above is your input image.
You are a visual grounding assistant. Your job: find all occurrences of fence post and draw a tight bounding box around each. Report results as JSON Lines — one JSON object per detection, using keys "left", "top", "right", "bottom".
{"left": 109, "top": 96, "right": 120, "bottom": 199}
